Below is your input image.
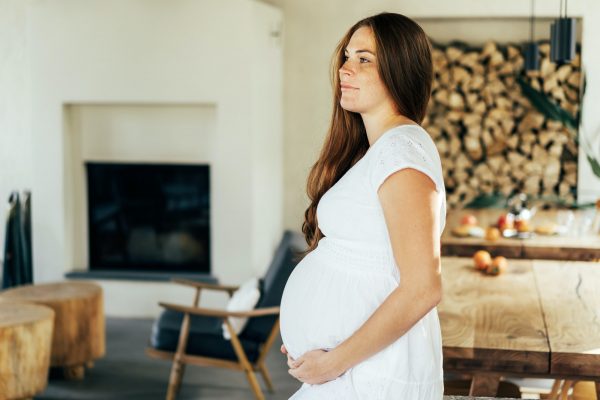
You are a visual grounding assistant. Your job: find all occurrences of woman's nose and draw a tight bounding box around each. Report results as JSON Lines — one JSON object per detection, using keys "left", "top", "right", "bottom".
{"left": 339, "top": 61, "right": 354, "bottom": 77}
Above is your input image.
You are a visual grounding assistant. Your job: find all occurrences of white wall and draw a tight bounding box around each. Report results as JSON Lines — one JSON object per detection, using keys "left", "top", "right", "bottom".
{"left": 0, "top": 0, "right": 32, "bottom": 261}
{"left": 65, "top": 104, "right": 218, "bottom": 271}
{"left": 21, "top": 0, "right": 283, "bottom": 316}
{"left": 3, "top": 0, "right": 599, "bottom": 313}
{"left": 578, "top": 0, "right": 600, "bottom": 203}
{"left": 280, "top": 0, "right": 592, "bottom": 229}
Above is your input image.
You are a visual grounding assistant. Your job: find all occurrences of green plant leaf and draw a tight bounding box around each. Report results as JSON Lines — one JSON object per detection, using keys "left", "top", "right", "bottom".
{"left": 465, "top": 193, "right": 508, "bottom": 209}
{"left": 518, "top": 75, "right": 600, "bottom": 180}
{"left": 587, "top": 155, "right": 600, "bottom": 178}
{"left": 516, "top": 76, "right": 579, "bottom": 132}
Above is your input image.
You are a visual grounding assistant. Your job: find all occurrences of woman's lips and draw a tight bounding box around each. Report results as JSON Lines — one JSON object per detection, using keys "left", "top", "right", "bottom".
{"left": 341, "top": 83, "right": 358, "bottom": 91}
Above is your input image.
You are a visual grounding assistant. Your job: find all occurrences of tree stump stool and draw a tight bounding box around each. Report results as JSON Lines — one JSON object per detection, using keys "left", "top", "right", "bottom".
{"left": 0, "top": 301, "right": 54, "bottom": 399}
{"left": 0, "top": 282, "right": 105, "bottom": 380}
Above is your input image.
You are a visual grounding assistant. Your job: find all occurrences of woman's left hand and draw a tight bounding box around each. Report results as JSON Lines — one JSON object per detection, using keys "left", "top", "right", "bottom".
{"left": 287, "top": 348, "right": 345, "bottom": 385}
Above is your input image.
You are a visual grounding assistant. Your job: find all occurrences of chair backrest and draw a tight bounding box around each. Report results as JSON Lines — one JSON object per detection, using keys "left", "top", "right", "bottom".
{"left": 240, "top": 229, "right": 306, "bottom": 342}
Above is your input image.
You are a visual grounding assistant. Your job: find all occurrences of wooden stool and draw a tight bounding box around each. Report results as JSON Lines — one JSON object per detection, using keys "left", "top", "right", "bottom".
{"left": 0, "top": 282, "right": 105, "bottom": 380}
{"left": 0, "top": 302, "right": 54, "bottom": 399}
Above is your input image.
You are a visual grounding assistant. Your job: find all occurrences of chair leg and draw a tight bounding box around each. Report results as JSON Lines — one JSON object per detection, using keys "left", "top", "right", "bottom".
{"left": 244, "top": 368, "right": 265, "bottom": 400}
{"left": 257, "top": 362, "right": 275, "bottom": 393}
{"left": 166, "top": 359, "right": 185, "bottom": 400}
{"left": 561, "top": 380, "right": 574, "bottom": 400}
{"left": 224, "top": 320, "right": 265, "bottom": 400}
{"left": 548, "top": 379, "right": 563, "bottom": 400}
{"left": 173, "top": 363, "right": 186, "bottom": 397}
{"left": 167, "top": 312, "right": 193, "bottom": 400}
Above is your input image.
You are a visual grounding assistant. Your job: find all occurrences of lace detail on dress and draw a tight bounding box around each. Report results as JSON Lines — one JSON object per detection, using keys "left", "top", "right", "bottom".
{"left": 370, "top": 131, "right": 441, "bottom": 194}
{"left": 377, "top": 134, "right": 428, "bottom": 166}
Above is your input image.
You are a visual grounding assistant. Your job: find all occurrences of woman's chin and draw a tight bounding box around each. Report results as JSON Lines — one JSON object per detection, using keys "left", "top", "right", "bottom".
{"left": 339, "top": 101, "right": 360, "bottom": 113}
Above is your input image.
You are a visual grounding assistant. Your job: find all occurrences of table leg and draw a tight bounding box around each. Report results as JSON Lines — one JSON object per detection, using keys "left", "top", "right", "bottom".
{"left": 595, "top": 380, "right": 600, "bottom": 400}
{"left": 469, "top": 374, "right": 501, "bottom": 397}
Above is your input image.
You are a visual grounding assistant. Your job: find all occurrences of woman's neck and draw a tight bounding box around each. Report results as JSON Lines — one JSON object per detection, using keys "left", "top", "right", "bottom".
{"left": 361, "top": 110, "right": 417, "bottom": 147}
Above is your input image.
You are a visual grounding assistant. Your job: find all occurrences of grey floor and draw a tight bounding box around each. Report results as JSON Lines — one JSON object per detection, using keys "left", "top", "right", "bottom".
{"left": 36, "top": 318, "right": 301, "bottom": 400}
{"left": 35, "top": 318, "right": 554, "bottom": 400}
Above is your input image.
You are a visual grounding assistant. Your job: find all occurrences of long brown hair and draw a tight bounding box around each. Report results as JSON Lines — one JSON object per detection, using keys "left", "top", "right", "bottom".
{"left": 300, "top": 12, "right": 433, "bottom": 256}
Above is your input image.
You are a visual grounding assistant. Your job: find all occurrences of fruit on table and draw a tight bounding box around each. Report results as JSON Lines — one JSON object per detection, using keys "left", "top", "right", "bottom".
{"left": 451, "top": 224, "right": 472, "bottom": 237}
{"left": 535, "top": 223, "right": 557, "bottom": 235}
{"left": 473, "top": 250, "right": 492, "bottom": 271}
{"left": 460, "top": 214, "right": 478, "bottom": 226}
{"left": 514, "top": 219, "right": 531, "bottom": 233}
{"left": 486, "top": 256, "right": 508, "bottom": 275}
{"left": 485, "top": 227, "right": 501, "bottom": 241}
{"left": 497, "top": 213, "right": 515, "bottom": 231}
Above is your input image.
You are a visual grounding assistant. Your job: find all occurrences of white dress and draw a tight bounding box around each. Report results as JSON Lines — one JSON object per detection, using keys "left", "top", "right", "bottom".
{"left": 279, "top": 124, "right": 447, "bottom": 400}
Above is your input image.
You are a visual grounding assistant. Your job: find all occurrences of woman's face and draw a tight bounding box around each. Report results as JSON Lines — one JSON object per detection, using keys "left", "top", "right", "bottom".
{"left": 339, "top": 26, "right": 393, "bottom": 115}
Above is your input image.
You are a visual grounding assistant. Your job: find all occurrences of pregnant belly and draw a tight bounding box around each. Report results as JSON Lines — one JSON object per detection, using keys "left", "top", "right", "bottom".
{"left": 279, "top": 245, "right": 397, "bottom": 360}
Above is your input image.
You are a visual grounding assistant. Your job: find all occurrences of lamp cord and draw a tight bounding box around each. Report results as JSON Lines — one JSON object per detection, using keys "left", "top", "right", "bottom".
{"left": 530, "top": 0, "right": 535, "bottom": 42}
{"left": 559, "top": 0, "right": 563, "bottom": 18}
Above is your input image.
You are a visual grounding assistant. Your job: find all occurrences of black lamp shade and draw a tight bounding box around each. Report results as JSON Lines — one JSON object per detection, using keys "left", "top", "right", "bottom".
{"left": 550, "top": 17, "right": 576, "bottom": 63}
{"left": 524, "top": 42, "right": 540, "bottom": 71}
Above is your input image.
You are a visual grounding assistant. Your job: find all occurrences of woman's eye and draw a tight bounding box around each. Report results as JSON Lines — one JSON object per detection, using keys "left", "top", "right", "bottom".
{"left": 360, "top": 57, "right": 369, "bottom": 63}
{"left": 343, "top": 55, "right": 349, "bottom": 61}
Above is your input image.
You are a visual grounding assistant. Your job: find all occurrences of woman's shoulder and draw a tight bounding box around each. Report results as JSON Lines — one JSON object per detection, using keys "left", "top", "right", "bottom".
{"left": 367, "top": 123, "right": 445, "bottom": 194}
{"left": 372, "top": 124, "right": 440, "bottom": 162}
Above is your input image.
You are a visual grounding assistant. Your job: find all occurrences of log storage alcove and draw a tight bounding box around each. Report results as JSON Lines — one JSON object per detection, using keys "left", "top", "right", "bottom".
{"left": 0, "top": 302, "right": 54, "bottom": 400}
{"left": 0, "top": 282, "right": 105, "bottom": 380}
{"left": 425, "top": 40, "right": 581, "bottom": 209}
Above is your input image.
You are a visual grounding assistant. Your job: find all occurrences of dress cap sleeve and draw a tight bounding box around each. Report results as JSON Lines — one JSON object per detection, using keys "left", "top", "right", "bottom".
{"left": 369, "top": 127, "right": 445, "bottom": 195}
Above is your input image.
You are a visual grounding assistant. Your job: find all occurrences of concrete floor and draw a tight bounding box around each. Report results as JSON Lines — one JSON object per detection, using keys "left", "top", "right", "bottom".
{"left": 36, "top": 317, "right": 553, "bottom": 399}
{"left": 36, "top": 317, "right": 301, "bottom": 400}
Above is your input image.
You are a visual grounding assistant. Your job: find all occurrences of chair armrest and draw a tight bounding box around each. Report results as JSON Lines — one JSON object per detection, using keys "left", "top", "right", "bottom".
{"left": 159, "top": 302, "right": 280, "bottom": 319}
{"left": 171, "top": 278, "right": 239, "bottom": 294}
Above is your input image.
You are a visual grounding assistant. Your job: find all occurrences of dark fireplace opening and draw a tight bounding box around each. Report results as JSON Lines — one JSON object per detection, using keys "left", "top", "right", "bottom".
{"left": 85, "top": 162, "right": 210, "bottom": 273}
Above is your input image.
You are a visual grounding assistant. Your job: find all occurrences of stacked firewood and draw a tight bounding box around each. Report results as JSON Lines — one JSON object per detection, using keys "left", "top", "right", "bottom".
{"left": 423, "top": 41, "right": 581, "bottom": 209}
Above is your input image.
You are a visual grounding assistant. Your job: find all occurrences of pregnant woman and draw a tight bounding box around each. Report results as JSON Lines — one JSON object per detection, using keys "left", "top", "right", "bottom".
{"left": 279, "top": 12, "right": 447, "bottom": 399}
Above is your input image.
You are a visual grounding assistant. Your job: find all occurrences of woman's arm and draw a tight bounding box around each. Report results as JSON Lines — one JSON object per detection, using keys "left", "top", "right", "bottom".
{"left": 330, "top": 167, "right": 443, "bottom": 373}
{"left": 287, "top": 167, "right": 443, "bottom": 384}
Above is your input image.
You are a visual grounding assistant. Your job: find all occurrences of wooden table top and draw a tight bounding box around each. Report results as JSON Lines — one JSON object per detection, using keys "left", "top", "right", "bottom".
{"left": 439, "top": 257, "right": 600, "bottom": 381}
{"left": 442, "top": 209, "right": 600, "bottom": 261}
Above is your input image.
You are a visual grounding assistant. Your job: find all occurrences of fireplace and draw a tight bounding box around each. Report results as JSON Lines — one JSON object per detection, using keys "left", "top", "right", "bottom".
{"left": 85, "top": 162, "right": 210, "bottom": 273}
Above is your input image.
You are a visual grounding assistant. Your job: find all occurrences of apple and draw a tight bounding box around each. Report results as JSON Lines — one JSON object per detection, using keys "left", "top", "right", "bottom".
{"left": 473, "top": 250, "right": 492, "bottom": 271}
{"left": 486, "top": 256, "right": 508, "bottom": 275}
{"left": 497, "top": 213, "right": 515, "bottom": 231}
{"left": 514, "top": 219, "right": 531, "bottom": 233}
{"left": 461, "top": 214, "right": 478, "bottom": 226}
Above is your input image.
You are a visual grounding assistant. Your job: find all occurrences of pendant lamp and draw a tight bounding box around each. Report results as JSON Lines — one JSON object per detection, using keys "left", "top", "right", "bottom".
{"left": 550, "top": 0, "right": 576, "bottom": 64}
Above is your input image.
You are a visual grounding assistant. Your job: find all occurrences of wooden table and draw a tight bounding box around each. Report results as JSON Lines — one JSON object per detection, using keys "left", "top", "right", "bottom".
{"left": 0, "top": 281, "right": 105, "bottom": 380}
{"left": 438, "top": 257, "right": 600, "bottom": 398}
{"left": 442, "top": 209, "right": 600, "bottom": 261}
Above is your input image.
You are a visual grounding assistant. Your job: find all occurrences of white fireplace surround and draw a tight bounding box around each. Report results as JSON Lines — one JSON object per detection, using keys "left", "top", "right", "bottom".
{"left": 65, "top": 103, "right": 217, "bottom": 273}
{"left": 29, "top": 1, "right": 283, "bottom": 316}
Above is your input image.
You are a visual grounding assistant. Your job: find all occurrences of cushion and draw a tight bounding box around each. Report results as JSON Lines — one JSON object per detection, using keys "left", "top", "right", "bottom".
{"left": 241, "top": 230, "right": 305, "bottom": 342}
{"left": 221, "top": 277, "right": 261, "bottom": 340}
{"left": 150, "top": 309, "right": 261, "bottom": 362}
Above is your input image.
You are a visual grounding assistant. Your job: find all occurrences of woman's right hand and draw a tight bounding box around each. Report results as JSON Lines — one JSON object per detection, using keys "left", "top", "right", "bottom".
{"left": 281, "top": 344, "right": 299, "bottom": 369}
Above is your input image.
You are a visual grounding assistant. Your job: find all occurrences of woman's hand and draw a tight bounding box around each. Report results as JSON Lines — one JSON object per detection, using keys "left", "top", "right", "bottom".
{"left": 281, "top": 344, "right": 296, "bottom": 370}
{"left": 281, "top": 345, "right": 346, "bottom": 385}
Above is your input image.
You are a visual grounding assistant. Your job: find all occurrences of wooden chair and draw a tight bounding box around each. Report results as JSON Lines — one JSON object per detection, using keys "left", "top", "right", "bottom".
{"left": 146, "top": 230, "right": 305, "bottom": 400}
{"left": 541, "top": 379, "right": 598, "bottom": 400}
